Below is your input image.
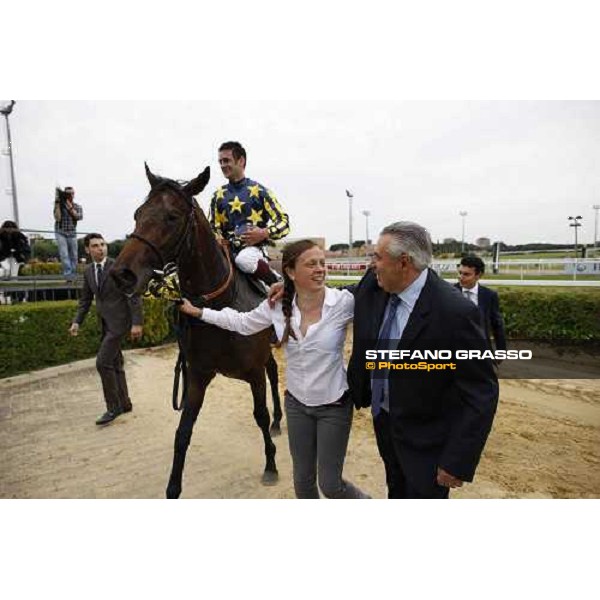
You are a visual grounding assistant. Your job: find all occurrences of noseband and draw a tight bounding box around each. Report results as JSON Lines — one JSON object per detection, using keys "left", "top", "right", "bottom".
{"left": 129, "top": 182, "right": 233, "bottom": 303}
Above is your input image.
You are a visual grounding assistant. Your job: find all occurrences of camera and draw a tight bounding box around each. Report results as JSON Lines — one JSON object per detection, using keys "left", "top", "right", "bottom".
{"left": 55, "top": 187, "right": 68, "bottom": 207}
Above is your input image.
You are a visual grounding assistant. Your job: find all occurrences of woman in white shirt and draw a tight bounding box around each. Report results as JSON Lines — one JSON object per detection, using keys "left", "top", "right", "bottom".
{"left": 179, "top": 239, "right": 369, "bottom": 499}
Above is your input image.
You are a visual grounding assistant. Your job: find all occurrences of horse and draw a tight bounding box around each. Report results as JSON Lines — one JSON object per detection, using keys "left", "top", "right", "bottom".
{"left": 112, "top": 164, "right": 281, "bottom": 498}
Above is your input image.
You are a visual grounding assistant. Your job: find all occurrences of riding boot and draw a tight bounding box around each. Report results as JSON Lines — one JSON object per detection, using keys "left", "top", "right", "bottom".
{"left": 254, "top": 259, "right": 281, "bottom": 286}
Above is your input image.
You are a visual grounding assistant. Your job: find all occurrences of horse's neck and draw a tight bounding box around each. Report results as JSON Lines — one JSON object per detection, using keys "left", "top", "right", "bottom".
{"left": 177, "top": 217, "right": 232, "bottom": 303}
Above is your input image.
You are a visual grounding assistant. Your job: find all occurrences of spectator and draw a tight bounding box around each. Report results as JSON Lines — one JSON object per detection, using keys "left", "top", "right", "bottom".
{"left": 54, "top": 186, "right": 83, "bottom": 281}
{"left": 347, "top": 222, "right": 499, "bottom": 498}
{"left": 0, "top": 220, "right": 31, "bottom": 278}
{"left": 456, "top": 255, "right": 507, "bottom": 353}
{"left": 70, "top": 233, "right": 143, "bottom": 425}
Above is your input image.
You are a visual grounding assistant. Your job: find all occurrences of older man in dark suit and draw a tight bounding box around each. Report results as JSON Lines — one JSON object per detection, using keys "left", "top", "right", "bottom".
{"left": 70, "top": 233, "right": 143, "bottom": 425}
{"left": 347, "top": 222, "right": 498, "bottom": 498}
{"left": 456, "top": 255, "right": 507, "bottom": 353}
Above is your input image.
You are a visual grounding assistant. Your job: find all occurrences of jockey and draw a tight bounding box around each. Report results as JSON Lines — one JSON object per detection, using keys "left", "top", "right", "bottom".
{"left": 209, "top": 141, "right": 290, "bottom": 286}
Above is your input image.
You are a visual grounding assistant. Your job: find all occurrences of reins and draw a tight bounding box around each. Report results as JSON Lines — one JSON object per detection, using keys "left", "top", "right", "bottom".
{"left": 130, "top": 181, "right": 235, "bottom": 411}
{"left": 130, "top": 183, "right": 234, "bottom": 304}
{"left": 196, "top": 239, "right": 234, "bottom": 304}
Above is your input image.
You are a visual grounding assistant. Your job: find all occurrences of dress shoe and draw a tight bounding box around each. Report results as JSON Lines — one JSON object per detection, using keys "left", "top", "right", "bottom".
{"left": 95, "top": 410, "right": 119, "bottom": 425}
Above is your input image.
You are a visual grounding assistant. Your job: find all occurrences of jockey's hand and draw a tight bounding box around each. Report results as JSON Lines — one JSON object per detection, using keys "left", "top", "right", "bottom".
{"left": 241, "top": 226, "right": 268, "bottom": 246}
{"left": 436, "top": 467, "right": 464, "bottom": 489}
{"left": 268, "top": 282, "right": 284, "bottom": 307}
{"left": 130, "top": 325, "right": 143, "bottom": 342}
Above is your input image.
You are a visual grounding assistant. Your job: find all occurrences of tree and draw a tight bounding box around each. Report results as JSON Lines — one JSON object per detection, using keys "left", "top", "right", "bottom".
{"left": 329, "top": 243, "right": 349, "bottom": 252}
{"left": 30, "top": 238, "right": 59, "bottom": 262}
{"left": 108, "top": 239, "right": 127, "bottom": 258}
{"left": 352, "top": 240, "right": 365, "bottom": 248}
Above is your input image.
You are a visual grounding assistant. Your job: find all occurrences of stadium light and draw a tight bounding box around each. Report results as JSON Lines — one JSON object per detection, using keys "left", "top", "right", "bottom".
{"left": 593, "top": 205, "right": 600, "bottom": 248}
{"left": 568, "top": 215, "right": 582, "bottom": 261}
{"left": 361, "top": 210, "right": 371, "bottom": 245}
{"left": 0, "top": 100, "right": 19, "bottom": 225}
{"left": 346, "top": 189, "right": 354, "bottom": 253}
{"left": 459, "top": 211, "right": 468, "bottom": 254}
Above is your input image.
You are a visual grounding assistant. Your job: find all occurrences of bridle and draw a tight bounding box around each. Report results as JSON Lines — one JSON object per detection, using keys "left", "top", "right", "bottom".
{"left": 129, "top": 181, "right": 233, "bottom": 304}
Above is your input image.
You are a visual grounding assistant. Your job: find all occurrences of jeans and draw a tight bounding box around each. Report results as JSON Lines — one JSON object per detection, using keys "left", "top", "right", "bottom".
{"left": 285, "top": 391, "right": 370, "bottom": 499}
{"left": 55, "top": 231, "right": 78, "bottom": 277}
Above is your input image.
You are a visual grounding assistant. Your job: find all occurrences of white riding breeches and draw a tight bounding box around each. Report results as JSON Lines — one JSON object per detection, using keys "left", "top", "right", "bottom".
{"left": 234, "top": 246, "right": 266, "bottom": 274}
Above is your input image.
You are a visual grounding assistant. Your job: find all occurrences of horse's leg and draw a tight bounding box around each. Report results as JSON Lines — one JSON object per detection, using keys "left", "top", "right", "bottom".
{"left": 266, "top": 352, "right": 282, "bottom": 436}
{"left": 166, "top": 370, "right": 215, "bottom": 499}
{"left": 249, "top": 370, "right": 279, "bottom": 485}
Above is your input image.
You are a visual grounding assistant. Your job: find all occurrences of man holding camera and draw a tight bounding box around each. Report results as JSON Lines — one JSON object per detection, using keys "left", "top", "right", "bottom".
{"left": 54, "top": 186, "right": 83, "bottom": 281}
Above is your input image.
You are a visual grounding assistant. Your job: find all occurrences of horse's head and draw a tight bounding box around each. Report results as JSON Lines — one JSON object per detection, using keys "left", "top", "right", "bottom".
{"left": 112, "top": 163, "right": 211, "bottom": 296}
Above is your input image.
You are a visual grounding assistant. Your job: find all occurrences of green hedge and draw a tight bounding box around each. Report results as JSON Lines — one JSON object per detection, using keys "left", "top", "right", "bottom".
{"left": 1, "top": 287, "right": 598, "bottom": 379}
{"left": 20, "top": 262, "right": 85, "bottom": 276}
{"left": 328, "top": 282, "right": 599, "bottom": 342}
{"left": 0, "top": 298, "right": 173, "bottom": 378}
{"left": 496, "top": 287, "right": 600, "bottom": 342}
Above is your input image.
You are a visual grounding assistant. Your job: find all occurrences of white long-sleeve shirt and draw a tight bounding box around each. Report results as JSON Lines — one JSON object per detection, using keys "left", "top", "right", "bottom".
{"left": 201, "top": 287, "right": 354, "bottom": 406}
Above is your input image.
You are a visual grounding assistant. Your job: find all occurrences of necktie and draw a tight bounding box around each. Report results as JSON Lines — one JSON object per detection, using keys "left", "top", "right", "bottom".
{"left": 463, "top": 289, "right": 476, "bottom": 305}
{"left": 96, "top": 263, "right": 103, "bottom": 287}
{"left": 371, "top": 295, "right": 401, "bottom": 418}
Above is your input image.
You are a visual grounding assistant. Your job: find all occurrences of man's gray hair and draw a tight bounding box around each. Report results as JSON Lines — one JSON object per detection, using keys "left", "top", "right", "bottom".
{"left": 380, "top": 221, "right": 432, "bottom": 271}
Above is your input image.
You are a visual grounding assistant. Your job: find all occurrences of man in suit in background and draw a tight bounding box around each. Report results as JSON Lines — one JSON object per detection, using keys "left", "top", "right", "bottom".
{"left": 347, "top": 222, "right": 498, "bottom": 498}
{"left": 456, "top": 255, "right": 507, "bottom": 353}
{"left": 70, "top": 233, "right": 143, "bottom": 425}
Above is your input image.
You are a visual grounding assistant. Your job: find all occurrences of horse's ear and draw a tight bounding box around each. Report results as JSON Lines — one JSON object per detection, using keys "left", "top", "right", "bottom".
{"left": 183, "top": 166, "right": 211, "bottom": 197}
{"left": 145, "top": 162, "right": 160, "bottom": 188}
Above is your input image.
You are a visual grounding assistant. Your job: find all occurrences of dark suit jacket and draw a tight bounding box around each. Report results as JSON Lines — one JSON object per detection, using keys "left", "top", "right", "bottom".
{"left": 454, "top": 283, "right": 507, "bottom": 351}
{"left": 347, "top": 268, "right": 498, "bottom": 493}
{"left": 74, "top": 257, "right": 143, "bottom": 335}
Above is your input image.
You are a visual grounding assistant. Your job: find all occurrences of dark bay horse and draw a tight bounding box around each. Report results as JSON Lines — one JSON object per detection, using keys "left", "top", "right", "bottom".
{"left": 112, "top": 164, "right": 281, "bottom": 498}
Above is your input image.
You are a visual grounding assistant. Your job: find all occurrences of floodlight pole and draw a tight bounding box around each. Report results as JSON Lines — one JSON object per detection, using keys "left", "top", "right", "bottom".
{"left": 0, "top": 101, "right": 19, "bottom": 225}
{"left": 361, "top": 210, "right": 371, "bottom": 245}
{"left": 459, "top": 211, "right": 468, "bottom": 254}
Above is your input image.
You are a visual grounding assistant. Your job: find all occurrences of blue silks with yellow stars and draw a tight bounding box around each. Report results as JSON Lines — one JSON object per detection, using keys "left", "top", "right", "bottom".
{"left": 209, "top": 177, "right": 290, "bottom": 251}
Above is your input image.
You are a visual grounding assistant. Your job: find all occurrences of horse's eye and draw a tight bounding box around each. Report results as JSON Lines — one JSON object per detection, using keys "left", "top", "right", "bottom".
{"left": 167, "top": 213, "right": 178, "bottom": 222}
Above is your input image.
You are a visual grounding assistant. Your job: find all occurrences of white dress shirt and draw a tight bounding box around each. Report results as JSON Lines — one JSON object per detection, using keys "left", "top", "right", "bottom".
{"left": 201, "top": 287, "right": 354, "bottom": 406}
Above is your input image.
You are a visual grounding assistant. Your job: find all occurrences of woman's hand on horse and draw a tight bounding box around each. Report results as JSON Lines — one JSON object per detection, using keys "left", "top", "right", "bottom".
{"left": 267, "top": 282, "right": 284, "bottom": 308}
{"left": 180, "top": 298, "right": 202, "bottom": 319}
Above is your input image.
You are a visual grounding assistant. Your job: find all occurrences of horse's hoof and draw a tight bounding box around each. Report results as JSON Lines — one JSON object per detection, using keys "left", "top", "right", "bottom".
{"left": 270, "top": 423, "right": 281, "bottom": 437}
{"left": 166, "top": 484, "right": 181, "bottom": 499}
{"left": 261, "top": 470, "right": 279, "bottom": 486}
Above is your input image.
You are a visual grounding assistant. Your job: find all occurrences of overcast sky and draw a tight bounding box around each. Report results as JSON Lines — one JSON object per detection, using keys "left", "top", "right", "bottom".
{"left": 1, "top": 100, "right": 598, "bottom": 247}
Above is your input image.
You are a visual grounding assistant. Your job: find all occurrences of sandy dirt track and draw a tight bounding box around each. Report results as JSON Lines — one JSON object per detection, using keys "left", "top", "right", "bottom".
{"left": 1, "top": 343, "right": 599, "bottom": 499}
